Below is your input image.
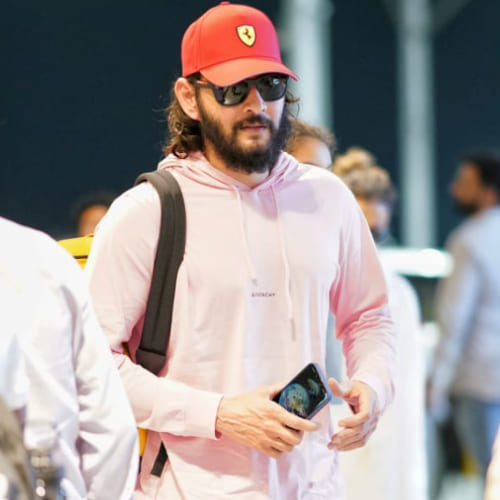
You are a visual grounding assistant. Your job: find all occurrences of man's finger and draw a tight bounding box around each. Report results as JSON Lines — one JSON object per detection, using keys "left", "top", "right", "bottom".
{"left": 275, "top": 427, "right": 304, "bottom": 447}
{"left": 328, "top": 377, "right": 347, "bottom": 399}
{"left": 267, "top": 446, "right": 283, "bottom": 459}
{"left": 328, "top": 426, "right": 375, "bottom": 450}
{"left": 338, "top": 410, "right": 371, "bottom": 428}
{"left": 280, "top": 410, "right": 320, "bottom": 433}
{"left": 330, "top": 437, "right": 368, "bottom": 452}
{"left": 271, "top": 438, "right": 294, "bottom": 453}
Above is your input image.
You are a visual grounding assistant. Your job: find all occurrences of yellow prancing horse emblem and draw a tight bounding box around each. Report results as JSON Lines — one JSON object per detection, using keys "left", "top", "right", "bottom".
{"left": 236, "top": 25, "right": 256, "bottom": 47}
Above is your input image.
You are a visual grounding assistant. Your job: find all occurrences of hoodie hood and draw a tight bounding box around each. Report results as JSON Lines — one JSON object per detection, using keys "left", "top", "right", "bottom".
{"left": 157, "top": 151, "right": 301, "bottom": 193}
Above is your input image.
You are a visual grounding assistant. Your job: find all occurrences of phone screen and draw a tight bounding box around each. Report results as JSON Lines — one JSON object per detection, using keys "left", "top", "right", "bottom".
{"left": 272, "top": 362, "right": 332, "bottom": 419}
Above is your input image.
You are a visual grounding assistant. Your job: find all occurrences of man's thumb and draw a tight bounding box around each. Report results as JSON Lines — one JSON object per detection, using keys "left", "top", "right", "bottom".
{"left": 328, "top": 377, "right": 351, "bottom": 399}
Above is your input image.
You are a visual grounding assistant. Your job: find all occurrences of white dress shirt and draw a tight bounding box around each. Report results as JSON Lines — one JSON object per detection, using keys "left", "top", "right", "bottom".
{"left": 0, "top": 217, "right": 139, "bottom": 500}
{"left": 0, "top": 328, "right": 28, "bottom": 412}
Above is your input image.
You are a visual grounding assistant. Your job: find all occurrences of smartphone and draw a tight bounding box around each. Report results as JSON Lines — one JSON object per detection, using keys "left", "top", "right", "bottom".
{"left": 273, "top": 362, "right": 333, "bottom": 419}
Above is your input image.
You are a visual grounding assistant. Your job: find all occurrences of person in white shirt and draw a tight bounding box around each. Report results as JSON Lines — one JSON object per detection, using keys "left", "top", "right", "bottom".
{"left": 0, "top": 216, "right": 139, "bottom": 500}
{"left": 428, "top": 152, "right": 500, "bottom": 486}
{"left": 332, "top": 148, "right": 428, "bottom": 500}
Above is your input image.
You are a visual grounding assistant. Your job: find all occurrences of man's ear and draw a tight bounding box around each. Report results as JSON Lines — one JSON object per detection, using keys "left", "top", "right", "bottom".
{"left": 175, "top": 78, "right": 200, "bottom": 121}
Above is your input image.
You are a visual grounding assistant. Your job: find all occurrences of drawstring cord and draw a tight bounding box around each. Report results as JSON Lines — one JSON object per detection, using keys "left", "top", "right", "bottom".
{"left": 271, "top": 185, "right": 294, "bottom": 320}
{"left": 232, "top": 186, "right": 257, "bottom": 282}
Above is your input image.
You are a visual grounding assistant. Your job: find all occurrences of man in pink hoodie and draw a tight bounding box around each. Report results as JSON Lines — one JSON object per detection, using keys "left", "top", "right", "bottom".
{"left": 86, "top": 2, "right": 396, "bottom": 498}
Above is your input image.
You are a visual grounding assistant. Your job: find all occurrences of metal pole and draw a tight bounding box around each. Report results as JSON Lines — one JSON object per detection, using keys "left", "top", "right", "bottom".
{"left": 397, "top": 0, "right": 436, "bottom": 247}
{"left": 279, "top": 0, "right": 334, "bottom": 128}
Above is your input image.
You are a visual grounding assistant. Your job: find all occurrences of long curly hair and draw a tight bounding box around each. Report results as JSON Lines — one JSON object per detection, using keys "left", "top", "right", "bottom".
{"left": 162, "top": 79, "right": 299, "bottom": 158}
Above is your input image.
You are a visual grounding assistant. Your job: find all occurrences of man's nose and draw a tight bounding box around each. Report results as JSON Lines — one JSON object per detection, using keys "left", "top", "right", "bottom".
{"left": 243, "top": 84, "right": 267, "bottom": 113}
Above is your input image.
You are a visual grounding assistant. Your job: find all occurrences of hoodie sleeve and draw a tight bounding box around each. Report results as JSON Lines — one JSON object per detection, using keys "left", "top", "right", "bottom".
{"left": 85, "top": 182, "right": 222, "bottom": 440}
{"left": 329, "top": 197, "right": 396, "bottom": 413}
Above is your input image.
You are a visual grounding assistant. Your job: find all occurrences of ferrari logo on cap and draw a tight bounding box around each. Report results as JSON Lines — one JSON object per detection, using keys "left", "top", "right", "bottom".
{"left": 236, "top": 25, "right": 256, "bottom": 47}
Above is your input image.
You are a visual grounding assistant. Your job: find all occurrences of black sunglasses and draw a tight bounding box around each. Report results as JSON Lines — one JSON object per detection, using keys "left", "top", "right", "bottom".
{"left": 191, "top": 74, "right": 288, "bottom": 106}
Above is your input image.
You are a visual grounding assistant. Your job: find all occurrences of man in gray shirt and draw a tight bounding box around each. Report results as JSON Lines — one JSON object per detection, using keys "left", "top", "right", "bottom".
{"left": 428, "top": 152, "right": 500, "bottom": 481}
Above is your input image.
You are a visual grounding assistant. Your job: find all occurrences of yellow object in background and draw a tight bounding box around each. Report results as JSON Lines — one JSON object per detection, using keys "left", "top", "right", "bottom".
{"left": 462, "top": 450, "right": 479, "bottom": 476}
{"left": 58, "top": 235, "right": 93, "bottom": 269}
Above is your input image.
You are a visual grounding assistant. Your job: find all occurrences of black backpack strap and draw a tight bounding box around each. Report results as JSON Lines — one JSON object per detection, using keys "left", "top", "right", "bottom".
{"left": 150, "top": 443, "right": 168, "bottom": 477}
{"left": 133, "top": 169, "right": 186, "bottom": 374}
{"left": 134, "top": 169, "right": 185, "bottom": 477}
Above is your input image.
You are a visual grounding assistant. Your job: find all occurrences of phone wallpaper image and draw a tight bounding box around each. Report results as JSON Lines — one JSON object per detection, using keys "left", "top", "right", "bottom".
{"left": 278, "top": 378, "right": 323, "bottom": 418}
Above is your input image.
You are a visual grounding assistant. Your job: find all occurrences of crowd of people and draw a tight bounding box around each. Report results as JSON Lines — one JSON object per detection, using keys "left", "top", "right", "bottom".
{"left": 1, "top": 2, "right": 499, "bottom": 500}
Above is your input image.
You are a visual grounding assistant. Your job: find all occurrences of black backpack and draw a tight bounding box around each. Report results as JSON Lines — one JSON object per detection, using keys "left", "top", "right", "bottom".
{"left": 59, "top": 169, "right": 186, "bottom": 476}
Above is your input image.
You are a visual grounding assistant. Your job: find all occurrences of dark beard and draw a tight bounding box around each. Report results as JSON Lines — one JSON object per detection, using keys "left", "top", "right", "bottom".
{"left": 197, "top": 100, "right": 291, "bottom": 174}
{"left": 453, "top": 200, "right": 479, "bottom": 216}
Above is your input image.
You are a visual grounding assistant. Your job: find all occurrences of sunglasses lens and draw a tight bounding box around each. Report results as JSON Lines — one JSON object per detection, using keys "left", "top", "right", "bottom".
{"left": 256, "top": 75, "right": 288, "bottom": 101}
{"left": 219, "top": 82, "right": 250, "bottom": 106}
{"left": 214, "top": 75, "right": 288, "bottom": 106}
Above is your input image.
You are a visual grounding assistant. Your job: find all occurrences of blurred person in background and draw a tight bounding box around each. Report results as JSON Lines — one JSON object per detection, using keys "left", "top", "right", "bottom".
{"left": 428, "top": 152, "right": 500, "bottom": 487}
{"left": 332, "top": 148, "right": 428, "bottom": 500}
{"left": 333, "top": 147, "right": 397, "bottom": 246}
{"left": 0, "top": 216, "right": 138, "bottom": 499}
{"left": 71, "top": 190, "right": 116, "bottom": 237}
{"left": 285, "top": 117, "right": 336, "bottom": 169}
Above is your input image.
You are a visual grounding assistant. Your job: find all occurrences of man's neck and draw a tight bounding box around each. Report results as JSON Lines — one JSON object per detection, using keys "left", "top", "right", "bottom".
{"left": 478, "top": 191, "right": 499, "bottom": 212}
{"left": 204, "top": 148, "right": 270, "bottom": 188}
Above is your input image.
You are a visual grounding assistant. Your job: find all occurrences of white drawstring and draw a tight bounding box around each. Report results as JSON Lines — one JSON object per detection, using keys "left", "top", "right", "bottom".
{"left": 271, "top": 185, "right": 294, "bottom": 320}
{"left": 232, "top": 186, "right": 257, "bottom": 282}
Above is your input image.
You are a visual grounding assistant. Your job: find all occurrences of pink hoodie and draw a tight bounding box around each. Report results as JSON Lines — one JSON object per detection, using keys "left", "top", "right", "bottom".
{"left": 86, "top": 151, "right": 395, "bottom": 499}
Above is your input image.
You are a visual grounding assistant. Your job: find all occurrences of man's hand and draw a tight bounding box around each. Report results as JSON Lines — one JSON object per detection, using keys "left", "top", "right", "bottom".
{"left": 327, "top": 378, "right": 380, "bottom": 451}
{"left": 215, "top": 383, "right": 319, "bottom": 459}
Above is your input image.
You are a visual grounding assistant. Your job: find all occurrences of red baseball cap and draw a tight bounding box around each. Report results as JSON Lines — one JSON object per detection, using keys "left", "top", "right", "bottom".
{"left": 181, "top": 1, "right": 298, "bottom": 86}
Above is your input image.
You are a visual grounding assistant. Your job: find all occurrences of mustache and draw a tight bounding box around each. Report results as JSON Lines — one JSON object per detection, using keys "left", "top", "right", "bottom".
{"left": 234, "top": 115, "right": 274, "bottom": 131}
